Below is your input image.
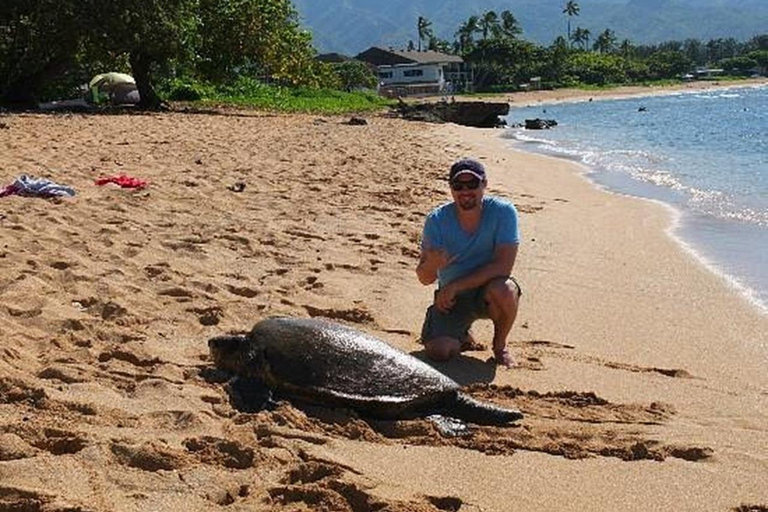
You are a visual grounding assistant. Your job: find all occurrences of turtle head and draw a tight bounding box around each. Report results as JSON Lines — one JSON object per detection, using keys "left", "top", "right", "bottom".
{"left": 208, "top": 335, "right": 248, "bottom": 374}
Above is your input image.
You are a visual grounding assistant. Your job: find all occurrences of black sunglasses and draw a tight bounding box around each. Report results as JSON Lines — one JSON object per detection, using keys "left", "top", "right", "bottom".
{"left": 450, "top": 178, "right": 481, "bottom": 191}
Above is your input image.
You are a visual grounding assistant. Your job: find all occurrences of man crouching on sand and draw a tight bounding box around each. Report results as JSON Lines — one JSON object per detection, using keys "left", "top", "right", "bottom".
{"left": 416, "top": 158, "right": 522, "bottom": 368}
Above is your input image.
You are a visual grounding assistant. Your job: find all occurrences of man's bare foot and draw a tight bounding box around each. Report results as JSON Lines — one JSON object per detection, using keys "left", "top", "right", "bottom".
{"left": 494, "top": 348, "right": 513, "bottom": 368}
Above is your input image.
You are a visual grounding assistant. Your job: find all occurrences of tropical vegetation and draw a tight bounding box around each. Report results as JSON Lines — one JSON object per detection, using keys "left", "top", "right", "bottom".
{"left": 1, "top": 0, "right": 766, "bottom": 109}
{"left": 0, "top": 0, "right": 384, "bottom": 111}
{"left": 415, "top": 1, "right": 767, "bottom": 91}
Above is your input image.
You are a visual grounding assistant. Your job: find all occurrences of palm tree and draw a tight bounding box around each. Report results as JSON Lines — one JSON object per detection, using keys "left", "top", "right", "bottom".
{"left": 571, "top": 27, "right": 590, "bottom": 50}
{"left": 478, "top": 10, "right": 499, "bottom": 41}
{"left": 455, "top": 15, "right": 479, "bottom": 53}
{"left": 500, "top": 10, "right": 522, "bottom": 39}
{"left": 593, "top": 28, "right": 617, "bottom": 53}
{"left": 562, "top": 1, "right": 580, "bottom": 46}
{"left": 417, "top": 16, "right": 433, "bottom": 52}
{"left": 619, "top": 38, "right": 634, "bottom": 59}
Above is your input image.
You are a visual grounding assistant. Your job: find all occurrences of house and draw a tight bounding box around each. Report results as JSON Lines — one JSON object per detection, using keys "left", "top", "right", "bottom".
{"left": 694, "top": 67, "right": 724, "bottom": 80}
{"left": 356, "top": 47, "right": 467, "bottom": 97}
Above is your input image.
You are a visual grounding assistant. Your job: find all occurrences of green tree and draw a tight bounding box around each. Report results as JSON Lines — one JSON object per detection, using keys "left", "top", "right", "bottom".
{"left": 566, "top": 52, "right": 627, "bottom": 85}
{"left": 500, "top": 10, "right": 522, "bottom": 40}
{"left": 545, "top": 36, "right": 572, "bottom": 85}
{"left": 465, "top": 37, "right": 540, "bottom": 89}
{"left": 682, "top": 39, "right": 705, "bottom": 66}
{"left": 417, "top": 16, "right": 433, "bottom": 51}
{"left": 197, "top": 0, "right": 321, "bottom": 87}
{"left": 0, "top": 0, "right": 84, "bottom": 105}
{"left": 82, "top": 0, "right": 198, "bottom": 109}
{"left": 478, "top": 11, "right": 500, "bottom": 41}
{"left": 747, "top": 49, "right": 768, "bottom": 70}
{"left": 562, "top": 1, "right": 580, "bottom": 46}
{"left": 718, "top": 55, "right": 757, "bottom": 75}
{"left": 745, "top": 34, "right": 768, "bottom": 51}
{"left": 619, "top": 39, "right": 635, "bottom": 59}
{"left": 647, "top": 51, "right": 692, "bottom": 79}
{"left": 455, "top": 15, "right": 479, "bottom": 54}
{"left": 571, "top": 27, "right": 591, "bottom": 50}
{"left": 332, "top": 60, "right": 377, "bottom": 91}
{"left": 428, "top": 35, "right": 452, "bottom": 53}
{"left": 705, "top": 37, "right": 739, "bottom": 62}
{"left": 593, "top": 29, "right": 617, "bottom": 54}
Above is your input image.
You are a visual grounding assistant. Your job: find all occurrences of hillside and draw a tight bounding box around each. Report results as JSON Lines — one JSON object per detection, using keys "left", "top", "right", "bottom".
{"left": 293, "top": 0, "right": 768, "bottom": 55}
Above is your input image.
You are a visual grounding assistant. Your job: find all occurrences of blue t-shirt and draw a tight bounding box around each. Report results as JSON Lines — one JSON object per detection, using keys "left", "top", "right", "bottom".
{"left": 421, "top": 196, "right": 519, "bottom": 288}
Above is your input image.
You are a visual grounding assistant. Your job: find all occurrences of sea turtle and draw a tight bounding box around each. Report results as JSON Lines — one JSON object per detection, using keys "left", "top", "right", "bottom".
{"left": 208, "top": 317, "right": 522, "bottom": 426}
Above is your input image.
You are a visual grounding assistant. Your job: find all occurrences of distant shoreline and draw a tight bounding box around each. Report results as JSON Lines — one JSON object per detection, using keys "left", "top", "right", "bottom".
{"left": 487, "top": 77, "right": 768, "bottom": 108}
{"left": 410, "top": 77, "right": 768, "bottom": 108}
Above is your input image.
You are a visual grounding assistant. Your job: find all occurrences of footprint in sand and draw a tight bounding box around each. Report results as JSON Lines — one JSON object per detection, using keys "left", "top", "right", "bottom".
{"left": 110, "top": 441, "right": 190, "bottom": 471}
{"left": 183, "top": 436, "right": 255, "bottom": 469}
{"left": 188, "top": 305, "right": 224, "bottom": 326}
{"left": 0, "top": 433, "right": 37, "bottom": 461}
{"left": 303, "top": 305, "right": 375, "bottom": 324}
{"left": 225, "top": 284, "right": 260, "bottom": 298}
{"left": 27, "top": 428, "right": 88, "bottom": 456}
{"left": 516, "top": 204, "right": 545, "bottom": 214}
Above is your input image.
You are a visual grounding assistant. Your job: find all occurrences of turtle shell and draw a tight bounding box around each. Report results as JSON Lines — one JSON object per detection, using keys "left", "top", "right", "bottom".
{"left": 241, "top": 317, "right": 459, "bottom": 417}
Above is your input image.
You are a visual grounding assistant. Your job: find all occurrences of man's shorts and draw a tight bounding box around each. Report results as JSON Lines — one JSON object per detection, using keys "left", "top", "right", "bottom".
{"left": 420, "top": 277, "right": 522, "bottom": 344}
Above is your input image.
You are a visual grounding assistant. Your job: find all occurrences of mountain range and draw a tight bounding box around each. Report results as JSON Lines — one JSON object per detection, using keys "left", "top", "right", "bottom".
{"left": 292, "top": 0, "right": 768, "bottom": 55}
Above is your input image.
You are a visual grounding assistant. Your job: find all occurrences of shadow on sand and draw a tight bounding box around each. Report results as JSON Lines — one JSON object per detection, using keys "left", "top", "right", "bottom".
{"left": 409, "top": 349, "right": 497, "bottom": 386}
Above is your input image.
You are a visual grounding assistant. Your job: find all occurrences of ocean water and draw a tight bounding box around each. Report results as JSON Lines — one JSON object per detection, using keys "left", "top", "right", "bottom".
{"left": 502, "top": 85, "right": 768, "bottom": 314}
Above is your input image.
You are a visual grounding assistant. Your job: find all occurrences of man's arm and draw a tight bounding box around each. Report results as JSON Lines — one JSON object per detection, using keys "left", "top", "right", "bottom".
{"left": 444, "top": 243, "right": 518, "bottom": 294}
{"left": 416, "top": 248, "right": 452, "bottom": 285}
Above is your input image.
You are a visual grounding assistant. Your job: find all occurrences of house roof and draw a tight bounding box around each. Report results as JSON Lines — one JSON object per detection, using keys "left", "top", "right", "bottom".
{"left": 316, "top": 52, "right": 351, "bottom": 63}
{"left": 356, "top": 47, "right": 463, "bottom": 66}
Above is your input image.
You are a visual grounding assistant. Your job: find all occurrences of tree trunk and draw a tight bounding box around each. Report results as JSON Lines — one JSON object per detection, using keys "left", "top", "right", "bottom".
{"left": 129, "top": 50, "right": 164, "bottom": 110}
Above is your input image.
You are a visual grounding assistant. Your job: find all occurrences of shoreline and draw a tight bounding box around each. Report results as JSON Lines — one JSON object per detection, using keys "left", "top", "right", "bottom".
{"left": 1, "top": 109, "right": 766, "bottom": 510}
{"left": 497, "top": 77, "right": 768, "bottom": 108}
{"left": 499, "top": 131, "right": 768, "bottom": 317}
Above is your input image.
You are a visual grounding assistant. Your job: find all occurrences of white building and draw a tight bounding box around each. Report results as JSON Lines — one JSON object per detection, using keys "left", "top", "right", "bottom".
{"left": 356, "top": 47, "right": 466, "bottom": 97}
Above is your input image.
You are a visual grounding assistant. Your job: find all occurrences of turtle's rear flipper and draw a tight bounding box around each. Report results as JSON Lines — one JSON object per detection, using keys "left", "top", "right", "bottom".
{"left": 451, "top": 393, "right": 523, "bottom": 425}
{"left": 426, "top": 414, "right": 472, "bottom": 437}
{"left": 229, "top": 376, "right": 277, "bottom": 413}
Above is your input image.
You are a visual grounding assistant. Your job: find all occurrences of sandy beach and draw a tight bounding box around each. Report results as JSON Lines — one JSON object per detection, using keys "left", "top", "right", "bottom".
{"left": 1, "top": 82, "right": 766, "bottom": 511}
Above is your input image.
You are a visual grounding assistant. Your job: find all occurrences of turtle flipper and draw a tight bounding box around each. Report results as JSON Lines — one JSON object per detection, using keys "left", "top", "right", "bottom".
{"left": 228, "top": 376, "right": 277, "bottom": 413}
{"left": 450, "top": 393, "right": 523, "bottom": 425}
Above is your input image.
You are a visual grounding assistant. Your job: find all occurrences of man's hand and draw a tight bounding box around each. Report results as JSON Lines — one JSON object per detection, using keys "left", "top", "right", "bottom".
{"left": 434, "top": 283, "right": 458, "bottom": 313}
{"left": 417, "top": 248, "right": 455, "bottom": 286}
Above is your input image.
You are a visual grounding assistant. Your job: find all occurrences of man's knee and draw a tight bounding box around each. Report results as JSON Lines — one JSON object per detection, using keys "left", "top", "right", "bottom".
{"left": 424, "top": 337, "right": 460, "bottom": 362}
{"left": 485, "top": 278, "right": 520, "bottom": 311}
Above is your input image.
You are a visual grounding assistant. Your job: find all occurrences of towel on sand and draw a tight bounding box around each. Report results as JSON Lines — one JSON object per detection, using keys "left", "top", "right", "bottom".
{"left": 0, "top": 175, "right": 76, "bottom": 198}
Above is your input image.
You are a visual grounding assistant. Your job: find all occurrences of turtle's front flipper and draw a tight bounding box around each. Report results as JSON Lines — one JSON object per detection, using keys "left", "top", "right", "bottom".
{"left": 228, "top": 376, "right": 277, "bottom": 413}
{"left": 450, "top": 393, "right": 523, "bottom": 425}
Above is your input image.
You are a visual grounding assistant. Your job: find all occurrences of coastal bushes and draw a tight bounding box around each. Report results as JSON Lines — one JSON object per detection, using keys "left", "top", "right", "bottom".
{"left": 429, "top": 7, "right": 767, "bottom": 92}
{"left": 0, "top": 0, "right": 378, "bottom": 111}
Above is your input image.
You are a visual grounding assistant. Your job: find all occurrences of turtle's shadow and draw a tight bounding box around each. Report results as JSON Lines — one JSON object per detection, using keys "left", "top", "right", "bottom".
{"left": 410, "top": 349, "right": 497, "bottom": 386}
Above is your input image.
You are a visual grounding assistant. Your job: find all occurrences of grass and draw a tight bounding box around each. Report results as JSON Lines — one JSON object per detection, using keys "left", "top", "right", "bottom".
{"left": 163, "top": 77, "right": 394, "bottom": 114}
{"left": 201, "top": 88, "right": 394, "bottom": 113}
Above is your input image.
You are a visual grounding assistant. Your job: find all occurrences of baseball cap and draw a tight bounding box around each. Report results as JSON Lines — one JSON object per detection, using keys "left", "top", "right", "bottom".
{"left": 449, "top": 158, "right": 486, "bottom": 182}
